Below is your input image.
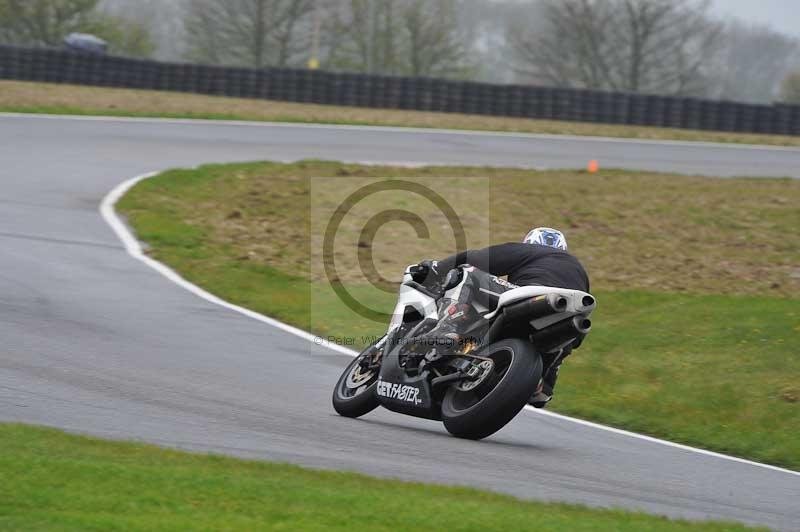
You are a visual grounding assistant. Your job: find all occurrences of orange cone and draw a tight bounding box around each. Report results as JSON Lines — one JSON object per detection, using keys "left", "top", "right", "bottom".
{"left": 588, "top": 160, "right": 599, "bottom": 173}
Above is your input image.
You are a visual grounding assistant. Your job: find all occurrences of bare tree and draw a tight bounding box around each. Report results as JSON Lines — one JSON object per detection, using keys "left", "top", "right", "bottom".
{"left": 780, "top": 72, "right": 800, "bottom": 104}
{"left": 322, "top": 0, "right": 471, "bottom": 77}
{"left": 509, "top": 0, "right": 616, "bottom": 89}
{"left": 184, "top": 0, "right": 315, "bottom": 68}
{"left": 625, "top": 0, "right": 717, "bottom": 95}
{"left": 458, "top": 0, "right": 543, "bottom": 83}
{"left": 99, "top": 0, "right": 187, "bottom": 59}
{"left": 509, "top": 0, "right": 722, "bottom": 96}
{"left": 0, "top": 0, "right": 99, "bottom": 46}
{"left": 82, "top": 12, "right": 155, "bottom": 57}
{"left": 708, "top": 22, "right": 800, "bottom": 103}
{"left": 321, "top": 0, "right": 401, "bottom": 74}
{"left": 403, "top": 0, "right": 468, "bottom": 77}
{"left": 0, "top": 0, "right": 154, "bottom": 56}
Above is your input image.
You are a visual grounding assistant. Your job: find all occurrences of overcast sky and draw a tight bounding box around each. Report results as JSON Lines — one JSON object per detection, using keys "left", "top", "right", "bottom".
{"left": 712, "top": 0, "right": 800, "bottom": 38}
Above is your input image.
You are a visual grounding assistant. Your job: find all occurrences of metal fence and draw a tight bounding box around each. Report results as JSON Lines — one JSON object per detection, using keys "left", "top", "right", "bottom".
{"left": 2, "top": 45, "right": 799, "bottom": 136}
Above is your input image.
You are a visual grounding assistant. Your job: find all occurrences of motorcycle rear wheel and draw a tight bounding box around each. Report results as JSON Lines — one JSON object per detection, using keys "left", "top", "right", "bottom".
{"left": 332, "top": 341, "right": 381, "bottom": 418}
{"left": 441, "top": 338, "right": 542, "bottom": 440}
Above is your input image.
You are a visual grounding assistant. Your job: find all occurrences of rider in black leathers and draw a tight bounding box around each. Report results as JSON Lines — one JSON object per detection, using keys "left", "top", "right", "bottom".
{"left": 412, "top": 227, "right": 589, "bottom": 408}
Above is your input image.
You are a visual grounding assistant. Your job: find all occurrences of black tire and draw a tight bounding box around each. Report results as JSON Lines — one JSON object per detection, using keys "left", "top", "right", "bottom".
{"left": 442, "top": 338, "right": 542, "bottom": 440}
{"left": 332, "top": 342, "right": 381, "bottom": 418}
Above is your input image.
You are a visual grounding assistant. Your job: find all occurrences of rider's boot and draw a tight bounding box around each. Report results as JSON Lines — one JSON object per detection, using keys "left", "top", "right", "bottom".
{"left": 411, "top": 301, "right": 479, "bottom": 352}
{"left": 529, "top": 347, "right": 571, "bottom": 408}
{"left": 529, "top": 367, "right": 559, "bottom": 408}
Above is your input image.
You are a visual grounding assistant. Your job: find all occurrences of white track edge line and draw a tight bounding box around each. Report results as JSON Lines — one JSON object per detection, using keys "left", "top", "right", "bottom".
{"left": 99, "top": 171, "right": 356, "bottom": 357}
{"left": 8, "top": 111, "right": 800, "bottom": 153}
{"left": 101, "top": 170, "right": 800, "bottom": 479}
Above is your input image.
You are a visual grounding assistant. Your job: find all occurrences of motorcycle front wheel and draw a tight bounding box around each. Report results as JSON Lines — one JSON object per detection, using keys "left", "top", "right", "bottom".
{"left": 442, "top": 338, "right": 542, "bottom": 440}
{"left": 332, "top": 340, "right": 382, "bottom": 418}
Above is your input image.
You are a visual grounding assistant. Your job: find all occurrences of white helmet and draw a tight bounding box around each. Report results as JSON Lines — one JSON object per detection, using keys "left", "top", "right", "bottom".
{"left": 523, "top": 227, "right": 568, "bottom": 251}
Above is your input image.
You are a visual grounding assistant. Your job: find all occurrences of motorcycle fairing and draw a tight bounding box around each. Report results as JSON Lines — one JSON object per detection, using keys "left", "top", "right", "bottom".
{"left": 484, "top": 285, "right": 595, "bottom": 329}
{"left": 376, "top": 266, "right": 595, "bottom": 421}
{"left": 387, "top": 269, "right": 439, "bottom": 331}
{"left": 377, "top": 322, "right": 442, "bottom": 420}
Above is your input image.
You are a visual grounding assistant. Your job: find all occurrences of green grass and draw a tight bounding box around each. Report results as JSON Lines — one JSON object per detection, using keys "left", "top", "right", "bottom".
{"left": 116, "top": 161, "right": 800, "bottom": 470}
{"left": 0, "top": 423, "right": 759, "bottom": 531}
{"left": 5, "top": 80, "right": 800, "bottom": 147}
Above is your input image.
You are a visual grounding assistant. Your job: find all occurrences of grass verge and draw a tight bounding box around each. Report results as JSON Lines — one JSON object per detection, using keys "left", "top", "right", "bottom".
{"left": 116, "top": 161, "right": 800, "bottom": 470}
{"left": 0, "top": 423, "right": 760, "bottom": 531}
{"left": 3, "top": 80, "right": 800, "bottom": 147}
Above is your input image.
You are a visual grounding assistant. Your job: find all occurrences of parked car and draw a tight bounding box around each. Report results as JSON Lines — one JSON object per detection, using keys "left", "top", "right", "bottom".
{"left": 63, "top": 33, "right": 108, "bottom": 55}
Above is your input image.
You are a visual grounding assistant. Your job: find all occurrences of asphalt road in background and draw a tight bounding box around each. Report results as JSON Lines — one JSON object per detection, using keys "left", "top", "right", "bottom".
{"left": 1, "top": 115, "right": 798, "bottom": 530}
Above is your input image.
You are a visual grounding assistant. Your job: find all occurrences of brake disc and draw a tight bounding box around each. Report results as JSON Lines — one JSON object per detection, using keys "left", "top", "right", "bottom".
{"left": 457, "top": 359, "right": 494, "bottom": 391}
{"left": 345, "top": 361, "right": 375, "bottom": 389}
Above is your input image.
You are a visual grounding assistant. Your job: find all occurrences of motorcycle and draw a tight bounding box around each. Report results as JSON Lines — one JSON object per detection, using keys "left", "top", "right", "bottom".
{"left": 332, "top": 264, "right": 596, "bottom": 440}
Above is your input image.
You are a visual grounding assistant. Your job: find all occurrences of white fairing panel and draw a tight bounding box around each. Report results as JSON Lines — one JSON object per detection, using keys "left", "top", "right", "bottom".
{"left": 387, "top": 266, "right": 595, "bottom": 336}
{"left": 484, "top": 285, "right": 595, "bottom": 329}
{"left": 387, "top": 268, "right": 439, "bottom": 331}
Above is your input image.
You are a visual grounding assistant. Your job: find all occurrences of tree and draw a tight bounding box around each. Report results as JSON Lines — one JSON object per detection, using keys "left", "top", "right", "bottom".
{"left": 509, "top": 0, "right": 722, "bottom": 96}
{"left": 321, "top": 0, "right": 400, "bottom": 74}
{"left": 403, "top": 0, "right": 468, "bottom": 77}
{"left": 780, "top": 72, "right": 800, "bottom": 104}
{"left": 322, "top": 0, "right": 472, "bottom": 77}
{"left": 458, "top": 0, "right": 533, "bottom": 83}
{"left": 0, "top": 0, "right": 154, "bottom": 57}
{"left": 509, "top": 0, "right": 615, "bottom": 89}
{"left": 98, "top": 0, "right": 186, "bottom": 59}
{"left": 0, "top": 0, "right": 98, "bottom": 46}
{"left": 708, "top": 22, "right": 799, "bottom": 103}
{"left": 84, "top": 13, "right": 155, "bottom": 57}
{"left": 184, "top": 0, "right": 315, "bottom": 68}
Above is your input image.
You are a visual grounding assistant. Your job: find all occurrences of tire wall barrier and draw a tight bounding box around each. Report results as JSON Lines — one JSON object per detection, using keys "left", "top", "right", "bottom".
{"left": 1, "top": 45, "right": 798, "bottom": 136}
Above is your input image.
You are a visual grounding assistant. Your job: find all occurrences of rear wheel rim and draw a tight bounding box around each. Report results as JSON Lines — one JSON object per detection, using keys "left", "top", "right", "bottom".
{"left": 447, "top": 347, "right": 514, "bottom": 412}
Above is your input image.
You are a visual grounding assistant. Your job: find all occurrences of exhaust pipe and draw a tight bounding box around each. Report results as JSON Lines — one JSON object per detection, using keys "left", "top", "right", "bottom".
{"left": 503, "top": 293, "right": 567, "bottom": 322}
{"left": 573, "top": 315, "right": 592, "bottom": 334}
{"left": 531, "top": 315, "right": 592, "bottom": 352}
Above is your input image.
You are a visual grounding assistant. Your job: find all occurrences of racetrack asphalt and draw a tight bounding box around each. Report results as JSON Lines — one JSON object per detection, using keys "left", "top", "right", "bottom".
{"left": 1, "top": 114, "right": 798, "bottom": 530}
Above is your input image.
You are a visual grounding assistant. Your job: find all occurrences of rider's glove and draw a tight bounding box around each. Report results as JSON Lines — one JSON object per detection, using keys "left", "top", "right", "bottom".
{"left": 411, "top": 260, "right": 440, "bottom": 282}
